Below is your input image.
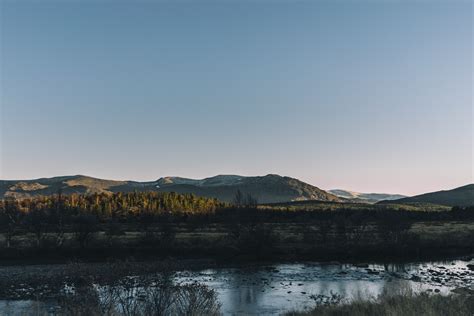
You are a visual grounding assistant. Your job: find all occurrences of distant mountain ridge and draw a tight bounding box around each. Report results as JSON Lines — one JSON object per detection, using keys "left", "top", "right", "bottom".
{"left": 383, "top": 184, "right": 474, "bottom": 207}
{"left": 329, "top": 189, "right": 407, "bottom": 203}
{"left": 0, "top": 174, "right": 342, "bottom": 204}
{"left": 156, "top": 175, "right": 245, "bottom": 187}
{"left": 2, "top": 175, "right": 471, "bottom": 206}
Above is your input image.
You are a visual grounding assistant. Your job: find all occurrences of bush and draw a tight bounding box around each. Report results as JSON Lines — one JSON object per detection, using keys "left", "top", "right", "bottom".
{"left": 287, "top": 289, "right": 474, "bottom": 316}
{"left": 58, "top": 277, "right": 221, "bottom": 316}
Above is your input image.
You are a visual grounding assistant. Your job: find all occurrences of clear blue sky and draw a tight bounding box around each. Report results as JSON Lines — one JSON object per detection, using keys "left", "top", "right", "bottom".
{"left": 0, "top": 0, "right": 472, "bottom": 195}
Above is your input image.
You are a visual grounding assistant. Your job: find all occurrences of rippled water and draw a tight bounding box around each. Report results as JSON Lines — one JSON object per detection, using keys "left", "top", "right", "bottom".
{"left": 1, "top": 259, "right": 473, "bottom": 315}
{"left": 174, "top": 260, "right": 473, "bottom": 315}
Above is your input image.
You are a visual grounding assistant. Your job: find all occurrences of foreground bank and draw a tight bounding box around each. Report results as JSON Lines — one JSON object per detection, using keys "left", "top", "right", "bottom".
{"left": 287, "top": 290, "right": 474, "bottom": 316}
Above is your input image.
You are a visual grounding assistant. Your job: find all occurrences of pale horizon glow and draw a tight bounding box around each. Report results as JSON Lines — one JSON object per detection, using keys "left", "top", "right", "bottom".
{"left": 1, "top": 0, "right": 472, "bottom": 196}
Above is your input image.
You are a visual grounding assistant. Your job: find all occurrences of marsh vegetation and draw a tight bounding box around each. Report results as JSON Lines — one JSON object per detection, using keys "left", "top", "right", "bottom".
{"left": 287, "top": 289, "right": 474, "bottom": 316}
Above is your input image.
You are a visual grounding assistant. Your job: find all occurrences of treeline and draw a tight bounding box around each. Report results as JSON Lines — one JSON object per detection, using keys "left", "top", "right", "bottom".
{"left": 0, "top": 192, "right": 225, "bottom": 248}
{"left": 1, "top": 192, "right": 473, "bottom": 229}
{"left": 0, "top": 192, "right": 473, "bottom": 258}
{"left": 0, "top": 191, "right": 224, "bottom": 219}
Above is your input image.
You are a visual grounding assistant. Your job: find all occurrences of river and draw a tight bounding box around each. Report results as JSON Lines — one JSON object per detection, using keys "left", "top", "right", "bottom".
{"left": 1, "top": 258, "right": 473, "bottom": 315}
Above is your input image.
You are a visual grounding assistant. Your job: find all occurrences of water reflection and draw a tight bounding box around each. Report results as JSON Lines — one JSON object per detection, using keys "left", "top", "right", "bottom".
{"left": 0, "top": 259, "right": 472, "bottom": 315}
{"left": 174, "top": 260, "right": 473, "bottom": 315}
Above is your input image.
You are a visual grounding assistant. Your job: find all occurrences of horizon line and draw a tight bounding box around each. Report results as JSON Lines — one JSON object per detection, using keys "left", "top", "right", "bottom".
{"left": 1, "top": 173, "right": 472, "bottom": 197}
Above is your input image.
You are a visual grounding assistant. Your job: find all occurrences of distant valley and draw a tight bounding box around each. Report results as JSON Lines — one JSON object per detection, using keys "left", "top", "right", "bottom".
{"left": 329, "top": 189, "right": 407, "bottom": 203}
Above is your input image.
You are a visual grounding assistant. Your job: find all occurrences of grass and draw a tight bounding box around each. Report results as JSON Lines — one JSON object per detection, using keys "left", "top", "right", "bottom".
{"left": 260, "top": 201, "right": 452, "bottom": 212}
{"left": 1, "top": 220, "right": 474, "bottom": 262}
{"left": 287, "top": 289, "right": 474, "bottom": 316}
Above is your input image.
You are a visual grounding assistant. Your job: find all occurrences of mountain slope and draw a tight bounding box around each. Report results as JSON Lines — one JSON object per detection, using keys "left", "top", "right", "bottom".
{"left": 0, "top": 175, "right": 132, "bottom": 199}
{"left": 154, "top": 174, "right": 341, "bottom": 203}
{"left": 329, "top": 189, "right": 407, "bottom": 203}
{"left": 0, "top": 174, "right": 342, "bottom": 204}
{"left": 381, "top": 184, "right": 474, "bottom": 207}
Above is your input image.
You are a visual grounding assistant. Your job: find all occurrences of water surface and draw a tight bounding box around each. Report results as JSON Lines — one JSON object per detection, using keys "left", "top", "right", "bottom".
{"left": 1, "top": 259, "right": 473, "bottom": 315}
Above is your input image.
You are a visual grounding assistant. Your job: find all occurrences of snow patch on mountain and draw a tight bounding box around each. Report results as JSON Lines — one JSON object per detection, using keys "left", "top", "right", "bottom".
{"left": 329, "top": 189, "right": 407, "bottom": 202}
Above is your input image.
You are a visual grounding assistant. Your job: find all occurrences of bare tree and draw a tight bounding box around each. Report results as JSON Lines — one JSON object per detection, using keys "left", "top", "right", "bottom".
{"left": 233, "top": 189, "right": 244, "bottom": 207}
{"left": 174, "top": 283, "right": 221, "bottom": 316}
{"left": 245, "top": 193, "right": 258, "bottom": 207}
{"left": 0, "top": 198, "right": 20, "bottom": 249}
{"left": 25, "top": 206, "right": 47, "bottom": 248}
{"left": 58, "top": 277, "right": 221, "bottom": 316}
{"left": 73, "top": 214, "right": 99, "bottom": 249}
{"left": 233, "top": 190, "right": 258, "bottom": 207}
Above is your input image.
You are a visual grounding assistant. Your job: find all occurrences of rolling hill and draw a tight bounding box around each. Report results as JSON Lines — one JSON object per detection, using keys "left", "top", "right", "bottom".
{"left": 329, "top": 189, "right": 407, "bottom": 203}
{"left": 0, "top": 174, "right": 342, "bottom": 204}
{"left": 381, "top": 184, "right": 474, "bottom": 207}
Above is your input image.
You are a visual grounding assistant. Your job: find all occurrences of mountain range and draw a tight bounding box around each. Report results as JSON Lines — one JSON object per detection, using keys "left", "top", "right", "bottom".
{"left": 380, "top": 184, "right": 474, "bottom": 207}
{"left": 0, "top": 174, "right": 341, "bottom": 204}
{"left": 1, "top": 175, "right": 472, "bottom": 206}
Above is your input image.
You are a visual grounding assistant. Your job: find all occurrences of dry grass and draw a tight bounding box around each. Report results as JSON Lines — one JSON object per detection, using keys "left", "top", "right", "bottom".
{"left": 287, "top": 288, "right": 473, "bottom": 316}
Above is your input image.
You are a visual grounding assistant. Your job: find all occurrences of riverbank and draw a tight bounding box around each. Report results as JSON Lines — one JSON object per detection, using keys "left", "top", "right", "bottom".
{"left": 1, "top": 220, "right": 473, "bottom": 264}
{"left": 287, "top": 290, "right": 474, "bottom": 316}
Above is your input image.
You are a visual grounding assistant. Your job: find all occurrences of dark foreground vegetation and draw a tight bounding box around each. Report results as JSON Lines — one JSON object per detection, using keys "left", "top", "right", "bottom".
{"left": 287, "top": 289, "right": 474, "bottom": 316}
{"left": 1, "top": 191, "right": 473, "bottom": 262}
{"left": 0, "top": 260, "right": 221, "bottom": 315}
{"left": 58, "top": 277, "right": 221, "bottom": 316}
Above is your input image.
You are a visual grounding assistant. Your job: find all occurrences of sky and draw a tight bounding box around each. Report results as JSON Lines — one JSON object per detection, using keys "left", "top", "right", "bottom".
{"left": 0, "top": 0, "right": 472, "bottom": 195}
